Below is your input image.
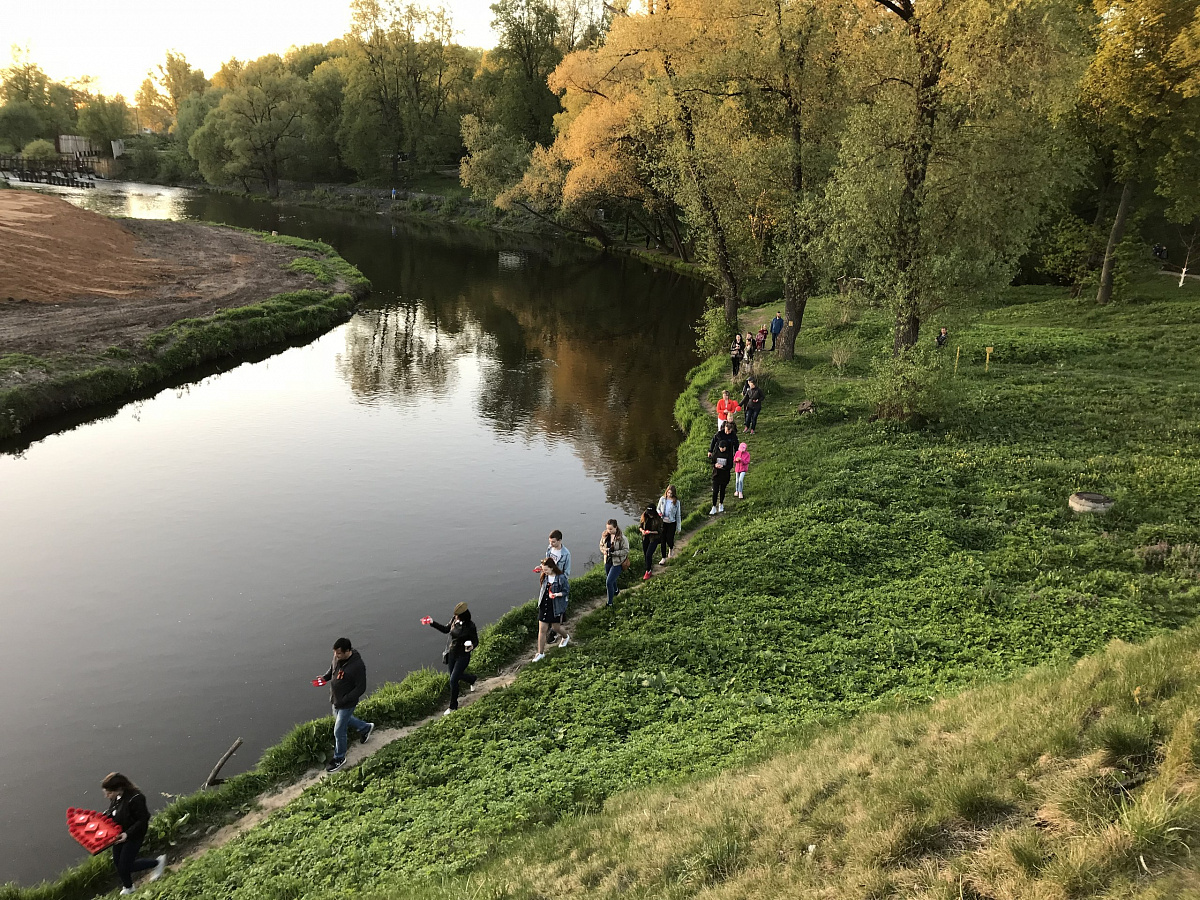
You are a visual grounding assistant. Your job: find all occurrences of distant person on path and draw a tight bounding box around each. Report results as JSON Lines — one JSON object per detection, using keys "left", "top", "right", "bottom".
{"left": 533, "top": 557, "right": 570, "bottom": 661}
{"left": 316, "top": 637, "right": 373, "bottom": 772}
{"left": 770, "top": 312, "right": 784, "bottom": 350}
{"left": 743, "top": 378, "right": 764, "bottom": 434}
{"left": 936, "top": 327, "right": 948, "bottom": 349}
{"left": 656, "top": 485, "right": 682, "bottom": 563}
{"left": 600, "top": 519, "right": 630, "bottom": 606}
{"left": 546, "top": 529, "right": 571, "bottom": 576}
{"left": 756, "top": 326, "right": 768, "bottom": 352}
{"left": 709, "top": 421, "right": 737, "bottom": 514}
{"left": 730, "top": 334, "right": 744, "bottom": 377}
{"left": 638, "top": 506, "right": 662, "bottom": 580}
{"left": 101, "top": 773, "right": 165, "bottom": 895}
{"left": 743, "top": 331, "right": 756, "bottom": 372}
{"left": 734, "top": 442, "right": 751, "bottom": 499}
{"left": 716, "top": 390, "right": 741, "bottom": 430}
{"left": 427, "top": 602, "right": 478, "bottom": 714}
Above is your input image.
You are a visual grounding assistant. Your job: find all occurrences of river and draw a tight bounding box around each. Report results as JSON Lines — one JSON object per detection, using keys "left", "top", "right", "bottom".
{"left": 0, "top": 182, "right": 706, "bottom": 887}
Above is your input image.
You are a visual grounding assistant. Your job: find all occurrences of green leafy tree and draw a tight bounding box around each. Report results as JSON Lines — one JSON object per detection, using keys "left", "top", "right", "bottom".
{"left": 0, "top": 102, "right": 42, "bottom": 151}
{"left": 1083, "top": 0, "right": 1200, "bottom": 304}
{"left": 489, "top": 0, "right": 564, "bottom": 145}
{"left": 22, "top": 138, "right": 58, "bottom": 162}
{"left": 77, "top": 94, "right": 131, "bottom": 154}
{"left": 460, "top": 113, "right": 530, "bottom": 199}
{"left": 189, "top": 56, "right": 305, "bottom": 196}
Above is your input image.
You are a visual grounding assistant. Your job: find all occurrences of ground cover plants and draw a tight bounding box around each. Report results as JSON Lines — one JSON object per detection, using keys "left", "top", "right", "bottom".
{"left": 82, "top": 272, "right": 1194, "bottom": 900}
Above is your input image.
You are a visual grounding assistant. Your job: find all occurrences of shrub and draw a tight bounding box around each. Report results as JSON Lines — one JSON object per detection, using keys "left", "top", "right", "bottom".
{"left": 694, "top": 296, "right": 736, "bottom": 358}
{"left": 866, "top": 347, "right": 944, "bottom": 422}
{"left": 22, "top": 139, "right": 58, "bottom": 163}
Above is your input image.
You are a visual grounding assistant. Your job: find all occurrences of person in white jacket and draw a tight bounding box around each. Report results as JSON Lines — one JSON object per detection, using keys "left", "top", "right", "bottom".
{"left": 656, "top": 485, "right": 683, "bottom": 564}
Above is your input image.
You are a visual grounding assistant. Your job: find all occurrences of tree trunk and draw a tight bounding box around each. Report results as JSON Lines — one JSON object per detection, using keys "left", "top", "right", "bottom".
{"left": 778, "top": 277, "right": 807, "bottom": 361}
{"left": 1085, "top": 180, "right": 1109, "bottom": 270}
{"left": 1096, "top": 179, "right": 1134, "bottom": 306}
{"left": 891, "top": 14, "right": 942, "bottom": 355}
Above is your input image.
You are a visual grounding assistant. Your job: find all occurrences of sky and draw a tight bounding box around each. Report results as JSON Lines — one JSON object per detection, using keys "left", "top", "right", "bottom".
{"left": 5, "top": 0, "right": 499, "bottom": 99}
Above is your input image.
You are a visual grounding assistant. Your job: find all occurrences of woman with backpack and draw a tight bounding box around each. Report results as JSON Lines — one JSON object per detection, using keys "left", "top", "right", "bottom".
{"left": 638, "top": 506, "right": 662, "bottom": 581}
{"left": 599, "top": 519, "right": 629, "bottom": 606}
{"left": 427, "top": 602, "right": 478, "bottom": 714}
{"left": 656, "top": 485, "right": 682, "bottom": 564}
{"left": 532, "top": 557, "right": 570, "bottom": 662}
{"left": 101, "top": 773, "right": 166, "bottom": 895}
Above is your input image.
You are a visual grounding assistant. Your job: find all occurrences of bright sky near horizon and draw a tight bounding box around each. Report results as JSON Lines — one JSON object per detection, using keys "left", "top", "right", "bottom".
{"left": 5, "top": 0, "right": 499, "bottom": 99}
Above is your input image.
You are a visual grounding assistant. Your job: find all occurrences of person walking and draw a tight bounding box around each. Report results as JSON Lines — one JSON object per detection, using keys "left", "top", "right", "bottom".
{"left": 101, "top": 773, "right": 166, "bottom": 895}
{"left": 533, "top": 557, "right": 570, "bottom": 661}
{"left": 600, "top": 519, "right": 630, "bottom": 606}
{"left": 743, "top": 377, "right": 764, "bottom": 434}
{"left": 316, "top": 637, "right": 373, "bottom": 772}
{"left": 770, "top": 312, "right": 784, "bottom": 350}
{"left": 656, "top": 485, "right": 682, "bottom": 564}
{"left": 734, "top": 442, "right": 751, "bottom": 499}
{"left": 743, "top": 331, "right": 756, "bottom": 373}
{"left": 427, "top": 602, "right": 478, "bottom": 714}
{"left": 730, "top": 334, "right": 744, "bottom": 377}
{"left": 756, "top": 326, "right": 768, "bottom": 352}
{"left": 638, "top": 506, "right": 662, "bottom": 581}
{"left": 709, "top": 421, "right": 737, "bottom": 514}
{"left": 716, "top": 389, "right": 741, "bottom": 431}
{"left": 546, "top": 529, "right": 571, "bottom": 576}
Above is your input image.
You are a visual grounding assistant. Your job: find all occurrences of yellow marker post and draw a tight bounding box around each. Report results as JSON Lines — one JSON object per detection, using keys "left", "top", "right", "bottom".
{"left": 985, "top": 346, "right": 994, "bottom": 372}
{"left": 954, "top": 346, "right": 960, "bottom": 374}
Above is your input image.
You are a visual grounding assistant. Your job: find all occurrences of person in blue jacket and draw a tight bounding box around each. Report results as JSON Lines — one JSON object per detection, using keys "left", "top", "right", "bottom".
{"left": 770, "top": 312, "right": 785, "bottom": 351}
{"left": 532, "top": 557, "right": 570, "bottom": 661}
{"left": 546, "top": 529, "right": 571, "bottom": 576}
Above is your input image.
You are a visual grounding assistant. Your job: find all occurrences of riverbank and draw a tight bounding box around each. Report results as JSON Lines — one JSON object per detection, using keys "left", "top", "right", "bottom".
{"left": 0, "top": 192, "right": 369, "bottom": 442}
{"left": 8, "top": 271, "right": 1199, "bottom": 900}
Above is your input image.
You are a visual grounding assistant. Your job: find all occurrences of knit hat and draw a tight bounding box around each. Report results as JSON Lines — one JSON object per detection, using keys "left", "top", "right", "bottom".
{"left": 454, "top": 602, "right": 469, "bottom": 615}
{"left": 739, "top": 443, "right": 747, "bottom": 451}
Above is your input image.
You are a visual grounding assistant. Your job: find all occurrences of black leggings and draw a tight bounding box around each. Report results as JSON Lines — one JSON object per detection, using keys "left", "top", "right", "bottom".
{"left": 745, "top": 407, "right": 760, "bottom": 430}
{"left": 660, "top": 522, "right": 677, "bottom": 559}
{"left": 731, "top": 357, "right": 741, "bottom": 376}
{"left": 713, "top": 471, "right": 730, "bottom": 507}
{"left": 447, "top": 653, "right": 476, "bottom": 710}
{"left": 642, "top": 535, "right": 659, "bottom": 573}
{"left": 112, "top": 836, "right": 157, "bottom": 889}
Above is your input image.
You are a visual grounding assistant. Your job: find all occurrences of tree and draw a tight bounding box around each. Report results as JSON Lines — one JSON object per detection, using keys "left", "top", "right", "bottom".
{"left": 22, "top": 138, "right": 58, "bottom": 162}
{"left": 825, "top": 0, "right": 1085, "bottom": 352}
{"left": 189, "top": 56, "right": 305, "bottom": 196}
{"left": 0, "top": 102, "right": 42, "bottom": 151}
{"left": 460, "top": 113, "right": 530, "bottom": 199}
{"left": 489, "top": 0, "right": 564, "bottom": 145}
{"left": 1083, "top": 0, "right": 1200, "bottom": 304}
{"left": 77, "top": 94, "right": 131, "bottom": 154}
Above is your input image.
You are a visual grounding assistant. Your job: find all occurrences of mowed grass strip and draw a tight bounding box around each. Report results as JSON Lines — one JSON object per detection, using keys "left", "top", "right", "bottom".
{"left": 65, "top": 275, "right": 1200, "bottom": 899}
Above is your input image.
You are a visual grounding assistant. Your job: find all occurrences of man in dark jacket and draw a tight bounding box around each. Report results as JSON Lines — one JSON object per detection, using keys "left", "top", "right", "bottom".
{"left": 770, "top": 312, "right": 784, "bottom": 350}
{"left": 744, "top": 379, "right": 764, "bottom": 433}
{"left": 709, "top": 421, "right": 738, "bottom": 514}
{"left": 318, "top": 637, "right": 373, "bottom": 771}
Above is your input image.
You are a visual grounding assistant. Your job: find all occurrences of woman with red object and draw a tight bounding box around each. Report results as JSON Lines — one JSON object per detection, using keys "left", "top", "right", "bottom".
{"left": 101, "top": 773, "right": 165, "bottom": 894}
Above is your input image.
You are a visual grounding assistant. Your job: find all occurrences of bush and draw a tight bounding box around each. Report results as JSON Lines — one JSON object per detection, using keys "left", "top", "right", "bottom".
{"left": 22, "top": 139, "right": 58, "bottom": 163}
{"left": 866, "top": 347, "right": 944, "bottom": 422}
{"left": 694, "top": 296, "right": 736, "bottom": 358}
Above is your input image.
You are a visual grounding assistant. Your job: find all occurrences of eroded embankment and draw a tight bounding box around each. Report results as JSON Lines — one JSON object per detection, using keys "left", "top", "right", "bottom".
{"left": 0, "top": 191, "right": 369, "bottom": 442}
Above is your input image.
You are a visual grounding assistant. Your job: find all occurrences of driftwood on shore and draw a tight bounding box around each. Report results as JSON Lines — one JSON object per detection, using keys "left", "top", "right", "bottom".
{"left": 203, "top": 738, "right": 243, "bottom": 789}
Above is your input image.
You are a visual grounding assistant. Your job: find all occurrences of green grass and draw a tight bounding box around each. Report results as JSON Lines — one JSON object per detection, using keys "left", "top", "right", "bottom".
{"left": 8, "top": 273, "right": 1200, "bottom": 900}
{"left": 0, "top": 230, "right": 370, "bottom": 442}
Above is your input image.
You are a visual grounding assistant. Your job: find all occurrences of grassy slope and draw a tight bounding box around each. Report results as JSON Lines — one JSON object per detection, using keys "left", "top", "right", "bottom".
{"left": 100, "top": 273, "right": 1198, "bottom": 900}
{"left": 0, "top": 233, "right": 369, "bottom": 443}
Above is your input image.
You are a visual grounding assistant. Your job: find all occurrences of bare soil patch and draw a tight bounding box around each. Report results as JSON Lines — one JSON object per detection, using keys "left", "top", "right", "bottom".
{"left": 0, "top": 191, "right": 344, "bottom": 356}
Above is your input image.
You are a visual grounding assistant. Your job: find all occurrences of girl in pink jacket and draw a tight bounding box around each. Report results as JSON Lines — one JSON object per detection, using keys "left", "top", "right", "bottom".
{"left": 734, "top": 443, "right": 750, "bottom": 499}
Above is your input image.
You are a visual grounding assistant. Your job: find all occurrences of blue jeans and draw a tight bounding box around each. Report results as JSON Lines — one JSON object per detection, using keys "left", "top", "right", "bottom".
{"left": 333, "top": 705, "right": 369, "bottom": 760}
{"left": 111, "top": 837, "right": 157, "bottom": 889}
{"left": 605, "top": 561, "right": 620, "bottom": 604}
{"left": 745, "top": 407, "right": 760, "bottom": 430}
{"left": 735, "top": 471, "right": 746, "bottom": 494}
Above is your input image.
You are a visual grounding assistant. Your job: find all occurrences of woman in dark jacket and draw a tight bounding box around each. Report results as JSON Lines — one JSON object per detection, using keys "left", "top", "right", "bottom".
{"left": 101, "top": 772, "right": 165, "bottom": 894}
{"left": 638, "top": 506, "right": 661, "bottom": 580}
{"left": 428, "top": 602, "right": 478, "bottom": 714}
{"left": 730, "top": 334, "right": 745, "bottom": 377}
{"left": 532, "top": 557, "right": 571, "bottom": 662}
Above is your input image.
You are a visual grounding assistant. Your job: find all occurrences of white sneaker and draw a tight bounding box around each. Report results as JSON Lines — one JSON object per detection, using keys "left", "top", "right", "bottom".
{"left": 120, "top": 890, "right": 135, "bottom": 896}
{"left": 559, "top": 634, "right": 571, "bottom": 648}
{"left": 468, "top": 682, "right": 476, "bottom": 692}
{"left": 149, "top": 855, "right": 166, "bottom": 882}
{"left": 532, "top": 653, "right": 546, "bottom": 663}
{"left": 442, "top": 708, "right": 455, "bottom": 716}
{"left": 709, "top": 506, "right": 718, "bottom": 515}
{"left": 718, "top": 504, "right": 725, "bottom": 513}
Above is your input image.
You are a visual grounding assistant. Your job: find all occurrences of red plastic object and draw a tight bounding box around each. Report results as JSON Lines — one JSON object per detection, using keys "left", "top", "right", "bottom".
{"left": 311, "top": 677, "right": 327, "bottom": 687}
{"left": 66, "top": 808, "right": 122, "bottom": 855}
{"left": 420, "top": 616, "right": 433, "bottom": 625}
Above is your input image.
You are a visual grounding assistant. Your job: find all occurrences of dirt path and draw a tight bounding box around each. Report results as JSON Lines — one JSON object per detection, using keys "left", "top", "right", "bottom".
{"left": 181, "top": 495, "right": 719, "bottom": 869}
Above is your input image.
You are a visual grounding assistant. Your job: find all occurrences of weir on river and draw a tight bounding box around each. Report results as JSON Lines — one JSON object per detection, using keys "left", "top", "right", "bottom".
{"left": 0, "top": 182, "right": 707, "bottom": 886}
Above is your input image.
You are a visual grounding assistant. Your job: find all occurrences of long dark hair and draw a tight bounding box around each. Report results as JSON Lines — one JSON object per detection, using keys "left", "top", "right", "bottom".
{"left": 101, "top": 773, "right": 140, "bottom": 795}
{"left": 540, "top": 556, "right": 561, "bottom": 585}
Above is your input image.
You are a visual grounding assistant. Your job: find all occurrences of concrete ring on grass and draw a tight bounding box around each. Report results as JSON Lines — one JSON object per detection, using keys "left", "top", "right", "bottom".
{"left": 1069, "top": 492, "right": 1114, "bottom": 514}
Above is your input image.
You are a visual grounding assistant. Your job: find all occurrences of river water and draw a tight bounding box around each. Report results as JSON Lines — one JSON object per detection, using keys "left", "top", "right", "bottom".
{"left": 0, "top": 183, "right": 706, "bottom": 886}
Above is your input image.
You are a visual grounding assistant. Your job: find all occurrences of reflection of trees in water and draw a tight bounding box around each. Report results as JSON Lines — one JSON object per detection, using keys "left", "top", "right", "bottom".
{"left": 334, "top": 225, "right": 706, "bottom": 512}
